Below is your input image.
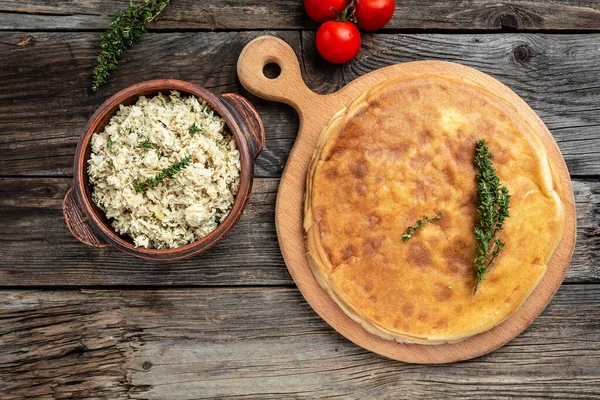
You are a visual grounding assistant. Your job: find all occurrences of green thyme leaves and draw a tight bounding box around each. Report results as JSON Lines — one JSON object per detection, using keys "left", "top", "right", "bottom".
{"left": 91, "top": 0, "right": 170, "bottom": 91}
{"left": 473, "top": 140, "right": 511, "bottom": 293}
{"left": 107, "top": 137, "right": 115, "bottom": 148}
{"left": 402, "top": 210, "right": 445, "bottom": 241}
{"left": 189, "top": 123, "right": 201, "bottom": 137}
{"left": 140, "top": 140, "right": 152, "bottom": 149}
{"left": 134, "top": 155, "right": 192, "bottom": 192}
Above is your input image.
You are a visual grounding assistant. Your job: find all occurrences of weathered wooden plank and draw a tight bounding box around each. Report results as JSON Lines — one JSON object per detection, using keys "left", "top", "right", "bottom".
{"left": 0, "top": 177, "right": 597, "bottom": 286}
{"left": 1, "top": 0, "right": 600, "bottom": 31}
{"left": 0, "top": 31, "right": 299, "bottom": 178}
{"left": 0, "top": 285, "right": 598, "bottom": 399}
{"left": 0, "top": 177, "right": 287, "bottom": 286}
{"left": 1, "top": 32, "right": 600, "bottom": 177}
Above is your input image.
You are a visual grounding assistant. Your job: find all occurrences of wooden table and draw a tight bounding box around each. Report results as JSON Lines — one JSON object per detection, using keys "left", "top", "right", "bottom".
{"left": 1, "top": 1, "right": 599, "bottom": 398}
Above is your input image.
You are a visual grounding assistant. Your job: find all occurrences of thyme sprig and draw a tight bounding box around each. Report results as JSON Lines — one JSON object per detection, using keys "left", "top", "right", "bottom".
{"left": 402, "top": 210, "right": 445, "bottom": 241}
{"left": 92, "top": 0, "right": 171, "bottom": 91}
{"left": 134, "top": 155, "right": 192, "bottom": 192}
{"left": 189, "top": 123, "right": 201, "bottom": 137}
{"left": 140, "top": 140, "right": 152, "bottom": 149}
{"left": 473, "top": 140, "right": 511, "bottom": 293}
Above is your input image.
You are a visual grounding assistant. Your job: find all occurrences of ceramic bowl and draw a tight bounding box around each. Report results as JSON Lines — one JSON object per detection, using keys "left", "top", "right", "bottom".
{"left": 63, "top": 79, "right": 265, "bottom": 261}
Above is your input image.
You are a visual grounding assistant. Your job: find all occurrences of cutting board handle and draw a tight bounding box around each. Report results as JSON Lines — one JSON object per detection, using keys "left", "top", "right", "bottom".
{"left": 237, "top": 36, "right": 320, "bottom": 112}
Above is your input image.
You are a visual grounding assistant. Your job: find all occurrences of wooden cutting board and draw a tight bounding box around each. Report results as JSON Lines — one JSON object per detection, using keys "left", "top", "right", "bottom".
{"left": 237, "top": 35, "right": 576, "bottom": 363}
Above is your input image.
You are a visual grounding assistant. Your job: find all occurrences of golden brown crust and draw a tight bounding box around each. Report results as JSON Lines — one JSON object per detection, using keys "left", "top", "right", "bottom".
{"left": 304, "top": 75, "right": 565, "bottom": 344}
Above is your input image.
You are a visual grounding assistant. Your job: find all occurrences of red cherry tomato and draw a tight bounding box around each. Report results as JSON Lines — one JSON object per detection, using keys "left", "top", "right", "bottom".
{"left": 354, "top": 0, "right": 395, "bottom": 31}
{"left": 304, "top": 0, "right": 349, "bottom": 23}
{"left": 316, "top": 20, "right": 361, "bottom": 64}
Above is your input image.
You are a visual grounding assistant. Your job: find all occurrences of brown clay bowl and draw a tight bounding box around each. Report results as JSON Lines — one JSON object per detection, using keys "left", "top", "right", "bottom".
{"left": 63, "top": 79, "right": 265, "bottom": 261}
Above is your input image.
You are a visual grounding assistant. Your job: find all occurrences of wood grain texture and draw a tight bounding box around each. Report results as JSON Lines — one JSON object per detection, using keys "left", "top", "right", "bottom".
{"left": 1, "top": 0, "right": 600, "bottom": 31}
{"left": 1, "top": 32, "right": 600, "bottom": 177}
{"left": 0, "top": 177, "right": 286, "bottom": 286}
{"left": 0, "top": 176, "right": 597, "bottom": 287}
{"left": 0, "top": 285, "right": 598, "bottom": 399}
{"left": 0, "top": 31, "right": 300, "bottom": 178}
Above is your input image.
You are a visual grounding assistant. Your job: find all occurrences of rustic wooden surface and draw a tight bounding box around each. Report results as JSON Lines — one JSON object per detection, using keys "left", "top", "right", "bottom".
{"left": 0, "top": 0, "right": 599, "bottom": 398}
{"left": 1, "top": 287, "right": 599, "bottom": 399}
{"left": 1, "top": 0, "right": 600, "bottom": 31}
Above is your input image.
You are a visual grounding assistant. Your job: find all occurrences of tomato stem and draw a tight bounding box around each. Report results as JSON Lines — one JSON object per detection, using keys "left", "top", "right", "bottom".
{"left": 336, "top": 0, "right": 357, "bottom": 23}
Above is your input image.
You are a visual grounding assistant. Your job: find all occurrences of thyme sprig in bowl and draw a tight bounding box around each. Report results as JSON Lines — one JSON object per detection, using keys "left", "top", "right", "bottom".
{"left": 63, "top": 79, "right": 265, "bottom": 261}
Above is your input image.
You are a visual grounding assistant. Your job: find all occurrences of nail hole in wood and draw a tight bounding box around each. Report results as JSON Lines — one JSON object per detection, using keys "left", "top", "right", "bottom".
{"left": 263, "top": 62, "right": 281, "bottom": 79}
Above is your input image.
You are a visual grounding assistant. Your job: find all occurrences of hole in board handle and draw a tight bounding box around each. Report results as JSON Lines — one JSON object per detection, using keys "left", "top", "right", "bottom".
{"left": 263, "top": 62, "right": 281, "bottom": 80}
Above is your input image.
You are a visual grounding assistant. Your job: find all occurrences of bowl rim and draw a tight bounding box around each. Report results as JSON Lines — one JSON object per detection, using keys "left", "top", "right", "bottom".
{"left": 73, "top": 79, "right": 254, "bottom": 260}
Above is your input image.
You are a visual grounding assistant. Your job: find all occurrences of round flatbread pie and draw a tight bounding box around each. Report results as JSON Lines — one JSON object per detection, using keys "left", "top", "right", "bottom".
{"left": 304, "top": 74, "right": 565, "bottom": 344}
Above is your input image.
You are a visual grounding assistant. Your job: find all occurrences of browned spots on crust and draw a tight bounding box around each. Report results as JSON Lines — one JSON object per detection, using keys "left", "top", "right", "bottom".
{"left": 341, "top": 245, "right": 355, "bottom": 261}
{"left": 443, "top": 238, "right": 472, "bottom": 276}
{"left": 314, "top": 207, "right": 329, "bottom": 238}
{"left": 363, "top": 236, "right": 384, "bottom": 256}
{"left": 407, "top": 241, "right": 432, "bottom": 269}
{"left": 365, "top": 149, "right": 382, "bottom": 161}
{"left": 324, "top": 246, "right": 335, "bottom": 266}
{"left": 420, "top": 129, "right": 434, "bottom": 144}
{"left": 325, "top": 147, "right": 346, "bottom": 162}
{"left": 344, "top": 223, "right": 353, "bottom": 235}
{"left": 402, "top": 303, "right": 414, "bottom": 317}
{"left": 444, "top": 135, "right": 457, "bottom": 153}
{"left": 368, "top": 295, "right": 377, "bottom": 304}
{"left": 434, "top": 319, "right": 449, "bottom": 329}
{"left": 436, "top": 211, "right": 452, "bottom": 230}
{"left": 460, "top": 191, "right": 478, "bottom": 208}
{"left": 389, "top": 144, "right": 409, "bottom": 160}
{"left": 314, "top": 206, "right": 326, "bottom": 224}
{"left": 455, "top": 305, "right": 463, "bottom": 314}
{"left": 478, "top": 120, "right": 495, "bottom": 136}
{"left": 443, "top": 166, "right": 456, "bottom": 186}
{"left": 356, "top": 183, "right": 368, "bottom": 196}
{"left": 418, "top": 313, "right": 428, "bottom": 323}
{"left": 410, "top": 153, "right": 432, "bottom": 169}
{"left": 323, "top": 166, "right": 338, "bottom": 180}
{"left": 314, "top": 205, "right": 330, "bottom": 243}
{"left": 453, "top": 138, "right": 477, "bottom": 169}
{"left": 533, "top": 256, "right": 541, "bottom": 264}
{"left": 367, "top": 213, "right": 381, "bottom": 227}
{"left": 363, "top": 282, "right": 373, "bottom": 292}
{"left": 434, "top": 283, "right": 454, "bottom": 301}
{"left": 408, "top": 88, "right": 420, "bottom": 101}
{"left": 403, "top": 113, "right": 416, "bottom": 126}
{"left": 492, "top": 145, "right": 509, "bottom": 165}
{"left": 414, "top": 178, "right": 433, "bottom": 202}
{"left": 349, "top": 160, "right": 368, "bottom": 179}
